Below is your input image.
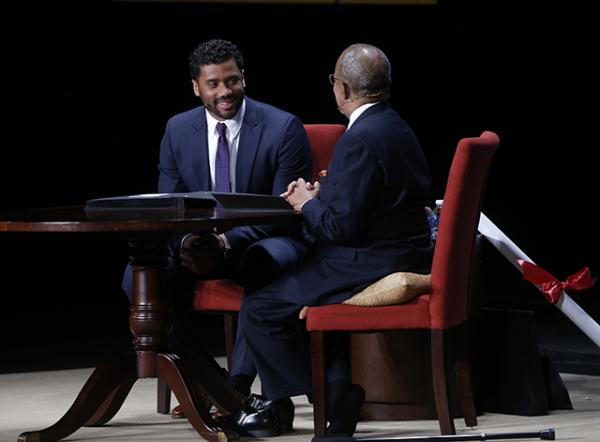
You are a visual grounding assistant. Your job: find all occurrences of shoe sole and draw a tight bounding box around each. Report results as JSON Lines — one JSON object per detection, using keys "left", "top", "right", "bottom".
{"left": 245, "top": 428, "right": 281, "bottom": 437}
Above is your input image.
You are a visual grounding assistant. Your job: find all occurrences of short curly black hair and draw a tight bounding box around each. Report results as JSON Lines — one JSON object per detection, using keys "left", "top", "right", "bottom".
{"left": 188, "top": 39, "right": 244, "bottom": 79}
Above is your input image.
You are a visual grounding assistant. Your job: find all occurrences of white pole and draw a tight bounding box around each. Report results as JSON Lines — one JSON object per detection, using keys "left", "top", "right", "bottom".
{"left": 477, "top": 212, "right": 600, "bottom": 349}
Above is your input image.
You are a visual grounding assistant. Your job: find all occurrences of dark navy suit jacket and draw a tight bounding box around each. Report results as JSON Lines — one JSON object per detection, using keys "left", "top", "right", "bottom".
{"left": 158, "top": 97, "right": 313, "bottom": 266}
{"left": 275, "top": 102, "right": 434, "bottom": 306}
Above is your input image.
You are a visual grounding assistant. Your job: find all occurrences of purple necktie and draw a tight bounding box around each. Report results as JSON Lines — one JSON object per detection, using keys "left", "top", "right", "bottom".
{"left": 215, "top": 122, "right": 231, "bottom": 192}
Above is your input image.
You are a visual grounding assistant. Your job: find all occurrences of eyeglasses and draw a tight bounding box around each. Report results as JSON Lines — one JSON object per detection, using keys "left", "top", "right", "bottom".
{"left": 328, "top": 74, "right": 340, "bottom": 85}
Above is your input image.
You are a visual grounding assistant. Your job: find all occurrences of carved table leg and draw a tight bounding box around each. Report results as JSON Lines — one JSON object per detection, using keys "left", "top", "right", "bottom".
{"left": 172, "top": 346, "right": 244, "bottom": 414}
{"left": 158, "top": 353, "right": 240, "bottom": 442}
{"left": 128, "top": 237, "right": 171, "bottom": 378}
{"left": 85, "top": 376, "right": 136, "bottom": 426}
{"left": 18, "top": 353, "right": 137, "bottom": 442}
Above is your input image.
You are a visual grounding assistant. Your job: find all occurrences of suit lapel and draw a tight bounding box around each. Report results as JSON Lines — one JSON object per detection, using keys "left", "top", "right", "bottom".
{"left": 189, "top": 109, "right": 211, "bottom": 190}
{"left": 236, "top": 99, "right": 264, "bottom": 193}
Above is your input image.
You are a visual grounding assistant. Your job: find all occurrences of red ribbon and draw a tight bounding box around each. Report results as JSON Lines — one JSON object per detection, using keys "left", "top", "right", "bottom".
{"left": 518, "top": 260, "right": 597, "bottom": 303}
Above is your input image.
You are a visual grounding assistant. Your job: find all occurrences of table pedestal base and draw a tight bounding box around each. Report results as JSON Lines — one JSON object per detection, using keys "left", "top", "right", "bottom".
{"left": 18, "top": 349, "right": 240, "bottom": 442}
{"left": 18, "top": 236, "right": 242, "bottom": 442}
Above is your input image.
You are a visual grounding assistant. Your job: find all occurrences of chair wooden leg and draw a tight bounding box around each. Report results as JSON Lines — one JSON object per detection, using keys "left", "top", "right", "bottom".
{"left": 455, "top": 359, "right": 477, "bottom": 427}
{"left": 157, "top": 377, "right": 171, "bottom": 414}
{"left": 224, "top": 313, "right": 237, "bottom": 370}
{"left": 431, "top": 329, "right": 455, "bottom": 435}
{"left": 311, "top": 331, "right": 327, "bottom": 436}
{"left": 454, "top": 322, "right": 477, "bottom": 427}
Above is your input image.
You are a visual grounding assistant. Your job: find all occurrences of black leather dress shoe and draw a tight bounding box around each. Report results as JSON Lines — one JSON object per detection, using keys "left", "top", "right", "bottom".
{"left": 247, "top": 393, "right": 294, "bottom": 434}
{"left": 217, "top": 397, "right": 281, "bottom": 438}
{"left": 326, "top": 381, "right": 365, "bottom": 436}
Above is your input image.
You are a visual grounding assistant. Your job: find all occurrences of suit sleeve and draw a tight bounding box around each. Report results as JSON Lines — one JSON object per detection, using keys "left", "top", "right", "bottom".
{"left": 301, "top": 134, "right": 382, "bottom": 245}
{"left": 271, "top": 116, "right": 312, "bottom": 195}
{"left": 225, "top": 116, "right": 312, "bottom": 252}
{"left": 158, "top": 119, "right": 188, "bottom": 193}
{"left": 156, "top": 119, "right": 192, "bottom": 252}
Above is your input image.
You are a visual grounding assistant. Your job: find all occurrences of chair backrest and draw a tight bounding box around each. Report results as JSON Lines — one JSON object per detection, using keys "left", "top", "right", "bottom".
{"left": 304, "top": 124, "right": 346, "bottom": 181}
{"left": 429, "top": 131, "right": 500, "bottom": 329}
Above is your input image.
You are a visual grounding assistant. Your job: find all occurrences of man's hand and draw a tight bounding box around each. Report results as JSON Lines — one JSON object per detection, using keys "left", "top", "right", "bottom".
{"left": 282, "top": 177, "right": 320, "bottom": 212}
{"left": 180, "top": 233, "right": 226, "bottom": 275}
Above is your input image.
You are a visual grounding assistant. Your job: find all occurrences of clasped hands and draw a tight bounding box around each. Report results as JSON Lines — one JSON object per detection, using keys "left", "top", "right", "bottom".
{"left": 281, "top": 177, "right": 320, "bottom": 212}
{"left": 180, "top": 233, "right": 226, "bottom": 275}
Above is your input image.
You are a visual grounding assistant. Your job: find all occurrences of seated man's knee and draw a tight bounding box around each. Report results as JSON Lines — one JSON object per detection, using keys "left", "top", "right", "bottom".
{"left": 239, "top": 246, "right": 281, "bottom": 292}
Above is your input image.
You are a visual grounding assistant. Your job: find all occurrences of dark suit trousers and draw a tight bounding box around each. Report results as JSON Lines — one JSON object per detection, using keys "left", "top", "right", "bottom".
{"left": 238, "top": 285, "right": 351, "bottom": 401}
{"left": 122, "top": 235, "right": 316, "bottom": 389}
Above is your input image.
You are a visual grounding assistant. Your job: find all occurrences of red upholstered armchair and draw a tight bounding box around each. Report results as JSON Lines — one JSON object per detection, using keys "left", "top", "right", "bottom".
{"left": 305, "top": 131, "right": 500, "bottom": 436}
{"left": 157, "top": 123, "right": 345, "bottom": 413}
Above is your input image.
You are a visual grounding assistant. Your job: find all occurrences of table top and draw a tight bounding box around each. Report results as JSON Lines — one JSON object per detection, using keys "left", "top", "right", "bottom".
{"left": 0, "top": 206, "right": 300, "bottom": 234}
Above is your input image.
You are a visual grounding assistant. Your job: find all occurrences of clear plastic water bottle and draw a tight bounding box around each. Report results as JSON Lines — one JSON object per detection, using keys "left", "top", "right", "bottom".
{"left": 425, "top": 205, "right": 438, "bottom": 241}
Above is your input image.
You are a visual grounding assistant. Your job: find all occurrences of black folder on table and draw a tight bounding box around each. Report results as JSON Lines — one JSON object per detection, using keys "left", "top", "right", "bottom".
{"left": 85, "top": 191, "right": 293, "bottom": 213}
{"left": 211, "top": 192, "right": 292, "bottom": 212}
{"left": 85, "top": 191, "right": 216, "bottom": 211}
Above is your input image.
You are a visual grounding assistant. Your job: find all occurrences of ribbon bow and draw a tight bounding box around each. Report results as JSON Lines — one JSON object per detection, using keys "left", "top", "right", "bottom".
{"left": 518, "top": 260, "right": 596, "bottom": 303}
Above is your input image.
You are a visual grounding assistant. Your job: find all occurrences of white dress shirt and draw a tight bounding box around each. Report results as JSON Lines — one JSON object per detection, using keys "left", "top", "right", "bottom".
{"left": 347, "top": 101, "right": 378, "bottom": 130}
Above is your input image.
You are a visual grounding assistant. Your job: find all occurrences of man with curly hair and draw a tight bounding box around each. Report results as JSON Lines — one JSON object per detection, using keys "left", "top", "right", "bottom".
{"left": 122, "top": 39, "right": 312, "bottom": 436}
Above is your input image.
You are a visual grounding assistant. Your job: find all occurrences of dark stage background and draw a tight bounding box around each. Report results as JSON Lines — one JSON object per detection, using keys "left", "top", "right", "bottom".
{"left": 1, "top": 1, "right": 598, "bottom": 374}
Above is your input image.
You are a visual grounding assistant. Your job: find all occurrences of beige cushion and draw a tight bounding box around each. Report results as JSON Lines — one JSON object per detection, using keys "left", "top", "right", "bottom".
{"left": 299, "top": 272, "right": 431, "bottom": 319}
{"left": 343, "top": 272, "right": 431, "bottom": 306}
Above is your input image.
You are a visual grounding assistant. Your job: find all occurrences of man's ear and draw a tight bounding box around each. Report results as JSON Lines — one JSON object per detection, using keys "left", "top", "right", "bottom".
{"left": 192, "top": 79, "right": 200, "bottom": 96}
{"left": 241, "top": 69, "right": 246, "bottom": 88}
{"left": 342, "top": 82, "right": 352, "bottom": 101}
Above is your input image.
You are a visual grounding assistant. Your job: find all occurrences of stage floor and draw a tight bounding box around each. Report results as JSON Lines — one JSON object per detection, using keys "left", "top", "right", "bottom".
{"left": 1, "top": 359, "right": 598, "bottom": 441}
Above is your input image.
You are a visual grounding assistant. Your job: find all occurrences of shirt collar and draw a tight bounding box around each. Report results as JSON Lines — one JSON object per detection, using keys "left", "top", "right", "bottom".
{"left": 347, "top": 102, "right": 378, "bottom": 130}
{"left": 205, "top": 98, "right": 246, "bottom": 138}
